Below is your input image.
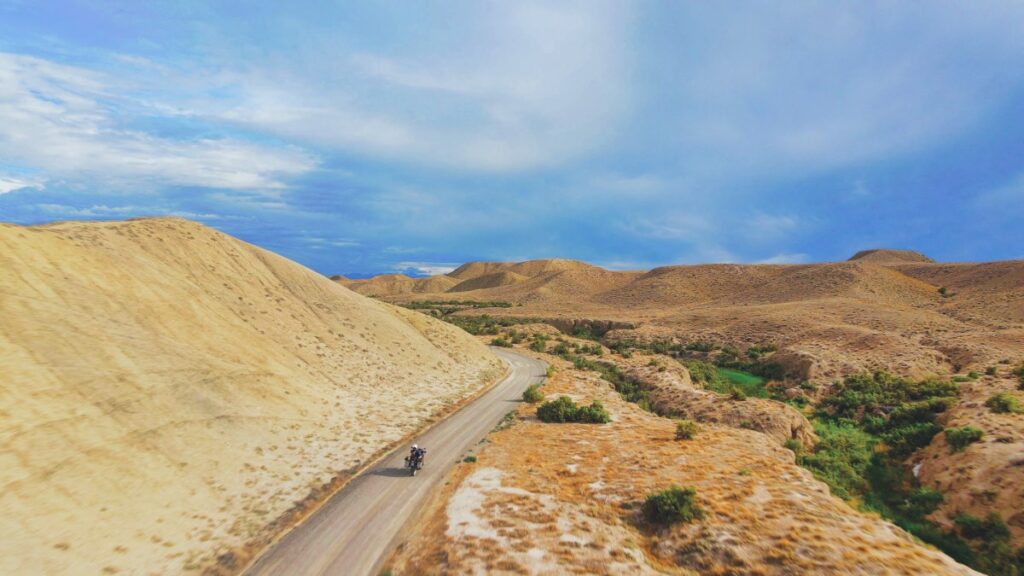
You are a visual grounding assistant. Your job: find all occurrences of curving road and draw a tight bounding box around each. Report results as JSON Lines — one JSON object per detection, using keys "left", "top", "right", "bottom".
{"left": 244, "top": 348, "right": 547, "bottom": 576}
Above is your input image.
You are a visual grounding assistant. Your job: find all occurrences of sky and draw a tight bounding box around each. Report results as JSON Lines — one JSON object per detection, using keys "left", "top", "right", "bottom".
{"left": 1, "top": 1, "right": 1022, "bottom": 277}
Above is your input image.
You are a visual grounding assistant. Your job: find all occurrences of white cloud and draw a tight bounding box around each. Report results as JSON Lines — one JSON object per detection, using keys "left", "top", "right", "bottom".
{"left": 393, "top": 261, "right": 458, "bottom": 276}
{"left": 747, "top": 213, "right": 801, "bottom": 240}
{"left": 588, "top": 174, "right": 666, "bottom": 195}
{"left": 755, "top": 253, "right": 809, "bottom": 265}
{"left": 36, "top": 203, "right": 226, "bottom": 220}
{"left": 206, "top": 191, "right": 291, "bottom": 211}
{"left": 0, "top": 175, "right": 43, "bottom": 194}
{"left": 0, "top": 53, "right": 317, "bottom": 193}
{"left": 221, "top": 1, "right": 631, "bottom": 172}
{"left": 303, "top": 236, "right": 361, "bottom": 249}
{"left": 663, "top": 3, "right": 1024, "bottom": 182}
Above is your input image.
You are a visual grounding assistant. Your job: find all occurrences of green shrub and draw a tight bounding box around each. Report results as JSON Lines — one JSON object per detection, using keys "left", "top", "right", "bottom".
{"left": 955, "top": 512, "right": 1010, "bottom": 542}
{"left": 683, "top": 359, "right": 719, "bottom": 383}
{"left": 491, "top": 337, "right": 512, "bottom": 348}
{"left": 685, "top": 341, "right": 716, "bottom": 352}
{"left": 945, "top": 426, "right": 984, "bottom": 451}
{"left": 642, "top": 485, "right": 704, "bottom": 525}
{"left": 985, "top": 366, "right": 997, "bottom": 376}
{"left": 675, "top": 419, "right": 700, "bottom": 440}
{"left": 821, "top": 372, "right": 958, "bottom": 422}
{"left": 901, "top": 488, "right": 944, "bottom": 520}
{"left": 536, "top": 396, "right": 609, "bottom": 424}
{"left": 798, "top": 421, "right": 874, "bottom": 500}
{"left": 729, "top": 387, "right": 747, "bottom": 401}
{"left": 577, "top": 400, "right": 611, "bottom": 423}
{"left": 529, "top": 339, "right": 547, "bottom": 353}
{"left": 986, "top": 393, "right": 1024, "bottom": 414}
{"left": 536, "top": 396, "right": 578, "bottom": 422}
{"left": 880, "top": 422, "right": 942, "bottom": 457}
{"left": 463, "top": 455, "right": 477, "bottom": 463}
{"left": 522, "top": 384, "right": 544, "bottom": 404}
{"left": 784, "top": 439, "right": 802, "bottom": 454}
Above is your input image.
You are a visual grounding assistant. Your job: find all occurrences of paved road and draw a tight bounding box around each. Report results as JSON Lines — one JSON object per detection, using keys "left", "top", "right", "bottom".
{"left": 244, "top": 348, "right": 546, "bottom": 576}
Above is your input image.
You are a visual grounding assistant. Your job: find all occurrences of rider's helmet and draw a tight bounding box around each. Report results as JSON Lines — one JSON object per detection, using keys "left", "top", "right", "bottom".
{"left": 412, "top": 444, "right": 419, "bottom": 450}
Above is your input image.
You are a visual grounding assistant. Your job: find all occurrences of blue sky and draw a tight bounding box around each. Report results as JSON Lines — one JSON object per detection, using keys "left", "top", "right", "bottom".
{"left": 1, "top": 1, "right": 1022, "bottom": 277}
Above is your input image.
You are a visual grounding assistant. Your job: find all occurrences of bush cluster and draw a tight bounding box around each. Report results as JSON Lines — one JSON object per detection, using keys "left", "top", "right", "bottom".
{"left": 675, "top": 419, "right": 699, "bottom": 440}
{"left": 683, "top": 359, "right": 720, "bottom": 384}
{"left": 536, "top": 396, "right": 610, "bottom": 424}
{"left": 521, "top": 384, "right": 544, "bottom": 404}
{"left": 953, "top": 513, "right": 1024, "bottom": 575}
{"left": 529, "top": 334, "right": 549, "bottom": 353}
{"left": 986, "top": 393, "right": 1024, "bottom": 414}
{"left": 945, "top": 426, "right": 984, "bottom": 452}
{"left": 642, "top": 485, "right": 704, "bottom": 525}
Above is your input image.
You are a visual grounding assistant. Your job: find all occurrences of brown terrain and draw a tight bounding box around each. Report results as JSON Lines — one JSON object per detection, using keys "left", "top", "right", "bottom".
{"left": 915, "top": 367, "right": 1024, "bottom": 542}
{"left": 386, "top": 345, "right": 982, "bottom": 575}
{"left": 0, "top": 218, "right": 503, "bottom": 575}
{"left": 341, "top": 251, "right": 1024, "bottom": 381}
{"left": 349, "top": 250, "right": 1024, "bottom": 572}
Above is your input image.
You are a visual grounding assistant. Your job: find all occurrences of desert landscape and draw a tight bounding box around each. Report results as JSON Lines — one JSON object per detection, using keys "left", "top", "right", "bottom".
{"left": 347, "top": 253, "right": 1024, "bottom": 575}
{"left": 341, "top": 251, "right": 1024, "bottom": 380}
{"left": 0, "top": 218, "right": 502, "bottom": 575}
{"left": 3, "top": 3, "right": 1023, "bottom": 575}
{"left": 2, "top": 223, "right": 1021, "bottom": 575}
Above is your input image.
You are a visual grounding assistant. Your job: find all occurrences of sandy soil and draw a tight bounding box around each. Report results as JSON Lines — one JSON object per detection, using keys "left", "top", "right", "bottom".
{"left": 0, "top": 218, "right": 503, "bottom": 575}
{"left": 387, "top": 348, "right": 980, "bottom": 575}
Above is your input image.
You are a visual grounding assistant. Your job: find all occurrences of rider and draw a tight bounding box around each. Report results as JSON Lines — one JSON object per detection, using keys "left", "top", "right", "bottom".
{"left": 407, "top": 444, "right": 427, "bottom": 468}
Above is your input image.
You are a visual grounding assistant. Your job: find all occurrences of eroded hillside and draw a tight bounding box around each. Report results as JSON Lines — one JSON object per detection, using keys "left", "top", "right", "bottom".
{"left": 0, "top": 218, "right": 503, "bottom": 575}
{"left": 387, "top": 346, "right": 981, "bottom": 575}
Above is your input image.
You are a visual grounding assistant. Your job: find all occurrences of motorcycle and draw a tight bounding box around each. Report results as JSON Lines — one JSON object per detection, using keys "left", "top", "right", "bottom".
{"left": 405, "top": 449, "right": 425, "bottom": 476}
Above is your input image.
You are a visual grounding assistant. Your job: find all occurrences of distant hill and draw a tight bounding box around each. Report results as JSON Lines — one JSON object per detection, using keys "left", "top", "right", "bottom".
{"left": 343, "top": 253, "right": 1023, "bottom": 381}
{"left": 849, "top": 248, "right": 935, "bottom": 264}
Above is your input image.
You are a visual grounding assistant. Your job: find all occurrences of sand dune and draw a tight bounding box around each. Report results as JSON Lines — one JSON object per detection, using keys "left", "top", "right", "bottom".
{"left": 0, "top": 218, "right": 502, "bottom": 575}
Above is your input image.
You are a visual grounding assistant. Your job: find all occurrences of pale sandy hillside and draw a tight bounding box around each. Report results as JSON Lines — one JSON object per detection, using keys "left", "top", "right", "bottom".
{"left": 0, "top": 218, "right": 503, "bottom": 575}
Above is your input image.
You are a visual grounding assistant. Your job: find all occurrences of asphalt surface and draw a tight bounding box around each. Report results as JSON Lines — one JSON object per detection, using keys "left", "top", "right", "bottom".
{"left": 244, "top": 348, "right": 547, "bottom": 576}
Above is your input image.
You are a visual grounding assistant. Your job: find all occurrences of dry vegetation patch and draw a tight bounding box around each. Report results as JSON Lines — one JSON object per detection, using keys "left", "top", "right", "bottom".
{"left": 387, "top": 354, "right": 980, "bottom": 575}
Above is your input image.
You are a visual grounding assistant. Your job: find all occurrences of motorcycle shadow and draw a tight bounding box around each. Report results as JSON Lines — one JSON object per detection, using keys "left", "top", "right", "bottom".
{"left": 371, "top": 467, "right": 414, "bottom": 478}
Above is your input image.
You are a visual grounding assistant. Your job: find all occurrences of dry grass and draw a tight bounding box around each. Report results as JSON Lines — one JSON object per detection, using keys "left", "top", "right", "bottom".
{"left": 388, "top": 350, "right": 981, "bottom": 575}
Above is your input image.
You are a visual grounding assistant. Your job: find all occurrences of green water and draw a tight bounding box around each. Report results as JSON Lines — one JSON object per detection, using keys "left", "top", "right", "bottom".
{"left": 715, "top": 368, "right": 769, "bottom": 398}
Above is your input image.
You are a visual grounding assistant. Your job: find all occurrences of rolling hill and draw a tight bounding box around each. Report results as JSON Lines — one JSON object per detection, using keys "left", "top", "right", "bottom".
{"left": 0, "top": 218, "right": 502, "bottom": 575}
{"left": 340, "top": 253, "right": 1024, "bottom": 380}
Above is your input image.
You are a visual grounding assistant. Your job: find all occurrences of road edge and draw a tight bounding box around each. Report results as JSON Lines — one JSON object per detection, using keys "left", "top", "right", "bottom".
{"left": 234, "top": 349, "right": 514, "bottom": 575}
